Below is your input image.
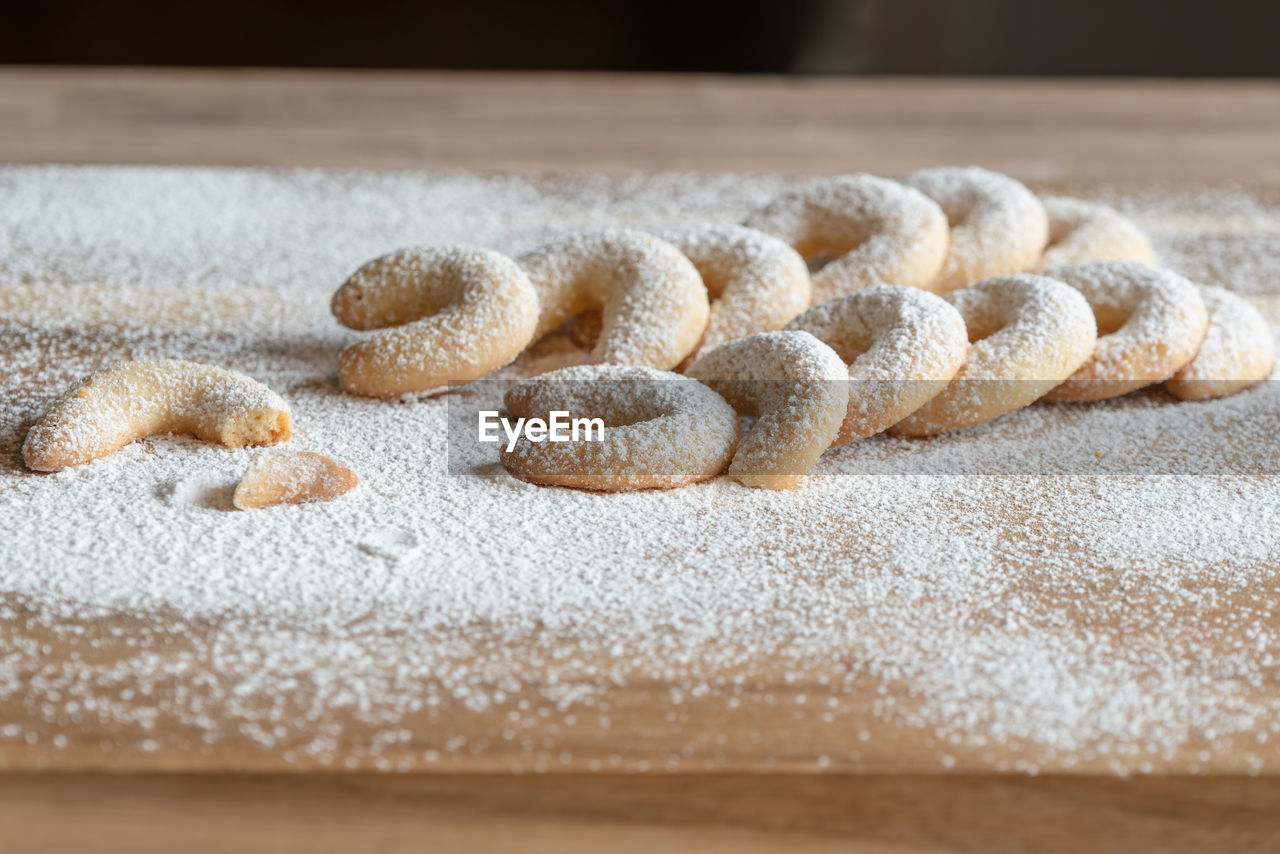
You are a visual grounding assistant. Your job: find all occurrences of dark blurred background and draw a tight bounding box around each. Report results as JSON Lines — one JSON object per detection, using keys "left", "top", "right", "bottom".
{"left": 3, "top": 0, "right": 1278, "bottom": 76}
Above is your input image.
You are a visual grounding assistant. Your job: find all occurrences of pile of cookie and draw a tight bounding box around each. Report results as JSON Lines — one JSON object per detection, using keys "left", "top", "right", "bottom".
{"left": 23, "top": 167, "right": 1274, "bottom": 498}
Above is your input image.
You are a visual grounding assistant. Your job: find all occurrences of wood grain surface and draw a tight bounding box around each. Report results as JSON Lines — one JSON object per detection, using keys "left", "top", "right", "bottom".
{"left": 5, "top": 773, "right": 1280, "bottom": 854}
{"left": 1, "top": 68, "right": 1278, "bottom": 180}
{"left": 4, "top": 68, "right": 1280, "bottom": 851}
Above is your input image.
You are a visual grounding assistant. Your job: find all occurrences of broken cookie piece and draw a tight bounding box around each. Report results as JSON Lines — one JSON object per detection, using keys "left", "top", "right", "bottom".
{"left": 233, "top": 450, "right": 358, "bottom": 510}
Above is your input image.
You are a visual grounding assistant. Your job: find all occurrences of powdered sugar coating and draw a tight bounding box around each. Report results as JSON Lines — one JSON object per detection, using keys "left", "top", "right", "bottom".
{"left": 655, "top": 224, "right": 811, "bottom": 353}
{"left": 1166, "top": 285, "right": 1277, "bottom": 400}
{"left": 892, "top": 275, "right": 1097, "bottom": 435}
{"left": 1033, "top": 196, "right": 1156, "bottom": 272}
{"left": 686, "top": 331, "right": 848, "bottom": 490}
{"left": 333, "top": 245, "right": 538, "bottom": 397}
{"left": 1042, "top": 260, "right": 1208, "bottom": 402}
{"left": 3, "top": 168, "right": 1280, "bottom": 775}
{"left": 903, "top": 166, "right": 1049, "bottom": 293}
{"left": 742, "top": 173, "right": 949, "bottom": 302}
{"left": 786, "top": 286, "right": 969, "bottom": 444}
{"left": 22, "top": 359, "right": 292, "bottom": 471}
{"left": 519, "top": 229, "right": 708, "bottom": 370}
{"left": 501, "top": 364, "right": 738, "bottom": 491}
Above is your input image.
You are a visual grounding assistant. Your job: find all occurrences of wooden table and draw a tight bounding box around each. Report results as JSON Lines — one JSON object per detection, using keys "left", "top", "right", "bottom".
{"left": 4, "top": 68, "right": 1280, "bottom": 853}
{"left": 3, "top": 67, "right": 1279, "bottom": 181}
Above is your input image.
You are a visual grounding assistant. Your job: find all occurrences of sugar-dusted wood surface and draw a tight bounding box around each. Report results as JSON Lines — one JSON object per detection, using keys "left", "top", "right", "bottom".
{"left": 1, "top": 68, "right": 1278, "bottom": 181}
{"left": 4, "top": 70, "right": 1280, "bottom": 850}
{"left": 4, "top": 168, "right": 1278, "bottom": 781}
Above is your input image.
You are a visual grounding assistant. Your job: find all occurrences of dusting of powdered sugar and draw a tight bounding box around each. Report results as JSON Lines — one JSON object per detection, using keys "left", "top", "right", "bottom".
{"left": 332, "top": 245, "right": 540, "bottom": 397}
{"left": 654, "top": 224, "right": 811, "bottom": 353}
{"left": 893, "top": 275, "right": 1098, "bottom": 434}
{"left": 500, "top": 363, "right": 738, "bottom": 490}
{"left": 1033, "top": 196, "right": 1155, "bottom": 271}
{"left": 21, "top": 359, "right": 292, "bottom": 471}
{"left": 1043, "top": 260, "right": 1207, "bottom": 387}
{"left": 1168, "top": 284, "right": 1277, "bottom": 392}
{"left": 785, "top": 285, "right": 970, "bottom": 443}
{"left": 518, "top": 228, "right": 708, "bottom": 368}
{"left": 742, "top": 172, "right": 950, "bottom": 302}
{"left": 2, "top": 166, "right": 1280, "bottom": 776}
{"left": 685, "top": 330, "right": 848, "bottom": 481}
{"left": 903, "top": 165, "right": 1050, "bottom": 292}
